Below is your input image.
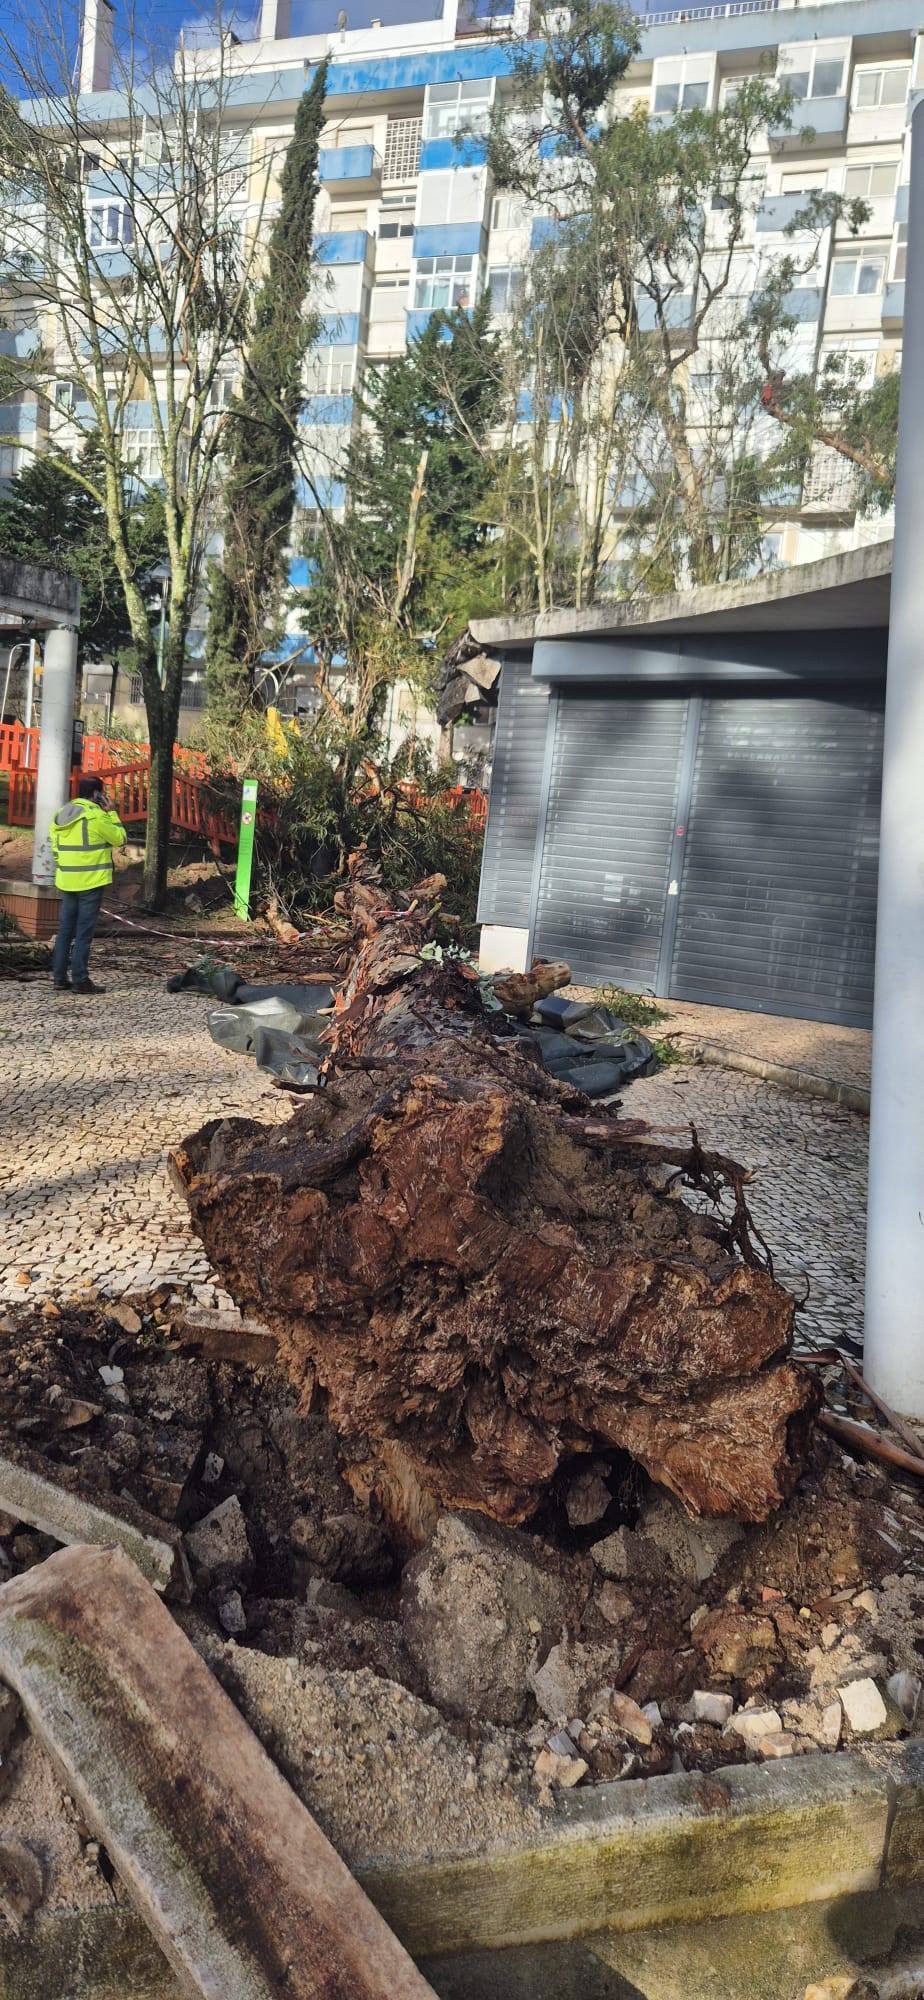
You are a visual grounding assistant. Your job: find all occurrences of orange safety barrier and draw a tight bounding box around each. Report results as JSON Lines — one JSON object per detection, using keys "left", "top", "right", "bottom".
{"left": 0, "top": 722, "right": 40, "bottom": 773}
{"left": 8, "top": 759, "right": 238, "bottom": 848}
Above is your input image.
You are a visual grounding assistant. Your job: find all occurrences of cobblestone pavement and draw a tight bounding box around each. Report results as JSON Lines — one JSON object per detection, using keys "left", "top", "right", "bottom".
{"left": 0, "top": 959, "right": 290, "bottom": 1309}
{"left": 569, "top": 986, "right": 871, "bottom": 1094}
{"left": 628, "top": 1062, "right": 867, "bottom": 1358}
{"left": 1, "top": 964, "right": 868, "bottom": 1355}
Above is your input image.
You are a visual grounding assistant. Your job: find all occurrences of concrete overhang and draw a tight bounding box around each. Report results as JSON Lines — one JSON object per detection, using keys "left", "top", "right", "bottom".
{"left": 471, "top": 538, "right": 893, "bottom": 656}
{"left": 0, "top": 558, "right": 81, "bottom": 631}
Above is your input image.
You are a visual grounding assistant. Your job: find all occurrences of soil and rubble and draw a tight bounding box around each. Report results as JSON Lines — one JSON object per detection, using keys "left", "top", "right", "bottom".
{"left": 0, "top": 1289, "right": 922, "bottom": 1900}
{"left": 0, "top": 865, "right": 922, "bottom": 1960}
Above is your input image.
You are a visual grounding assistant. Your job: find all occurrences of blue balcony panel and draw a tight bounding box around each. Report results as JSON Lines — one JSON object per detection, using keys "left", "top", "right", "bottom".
{"left": 896, "top": 183, "right": 909, "bottom": 225}
{"left": 412, "top": 221, "right": 484, "bottom": 259}
{"left": 0, "top": 399, "right": 39, "bottom": 437}
{"left": 636, "top": 291, "right": 695, "bottom": 332}
{"left": 883, "top": 280, "right": 905, "bottom": 326}
{"left": 0, "top": 325, "right": 41, "bottom": 358}
{"left": 418, "top": 135, "right": 488, "bottom": 173}
{"left": 317, "top": 230, "right": 369, "bottom": 265}
{"left": 782, "top": 286, "right": 824, "bottom": 322}
{"left": 319, "top": 144, "right": 378, "bottom": 186}
{"left": 303, "top": 393, "right": 354, "bottom": 425}
{"left": 295, "top": 473, "right": 347, "bottom": 510}
{"left": 316, "top": 312, "right": 361, "bottom": 346}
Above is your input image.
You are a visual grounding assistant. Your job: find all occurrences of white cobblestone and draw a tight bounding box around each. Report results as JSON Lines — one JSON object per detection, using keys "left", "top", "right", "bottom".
{"left": 0, "top": 962, "right": 291, "bottom": 1305}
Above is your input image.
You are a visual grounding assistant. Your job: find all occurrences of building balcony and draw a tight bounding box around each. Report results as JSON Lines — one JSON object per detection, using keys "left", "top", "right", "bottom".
{"left": 769, "top": 96, "right": 849, "bottom": 154}
{"left": 882, "top": 280, "right": 905, "bottom": 329}
{"left": 756, "top": 192, "right": 823, "bottom": 235}
{"left": 318, "top": 145, "right": 381, "bottom": 192}
{"left": 636, "top": 291, "right": 696, "bottom": 337}
{"left": 896, "top": 184, "right": 910, "bottom": 225}
{"left": 303, "top": 394, "right": 354, "bottom": 426}
{"left": 316, "top": 231, "right": 370, "bottom": 266}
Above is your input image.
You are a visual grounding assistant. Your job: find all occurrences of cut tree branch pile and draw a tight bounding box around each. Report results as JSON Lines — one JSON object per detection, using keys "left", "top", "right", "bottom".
{"left": 173, "top": 872, "right": 818, "bottom": 1542}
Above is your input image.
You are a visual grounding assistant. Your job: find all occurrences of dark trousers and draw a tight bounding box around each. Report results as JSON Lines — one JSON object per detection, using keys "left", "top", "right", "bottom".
{"left": 52, "top": 888, "right": 105, "bottom": 986}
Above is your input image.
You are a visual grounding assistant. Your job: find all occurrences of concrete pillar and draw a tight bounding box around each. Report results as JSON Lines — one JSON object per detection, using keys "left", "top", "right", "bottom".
{"left": 78, "top": 0, "right": 115, "bottom": 92}
{"left": 31, "top": 627, "right": 78, "bottom": 890}
{"left": 863, "top": 98, "right": 924, "bottom": 1417}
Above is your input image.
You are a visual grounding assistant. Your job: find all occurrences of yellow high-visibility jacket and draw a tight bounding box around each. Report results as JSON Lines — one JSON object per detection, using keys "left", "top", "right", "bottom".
{"left": 50, "top": 798, "right": 127, "bottom": 894}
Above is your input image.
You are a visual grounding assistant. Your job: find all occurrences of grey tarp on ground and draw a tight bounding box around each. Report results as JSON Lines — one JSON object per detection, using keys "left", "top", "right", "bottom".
{"left": 168, "top": 961, "right": 653, "bottom": 1096}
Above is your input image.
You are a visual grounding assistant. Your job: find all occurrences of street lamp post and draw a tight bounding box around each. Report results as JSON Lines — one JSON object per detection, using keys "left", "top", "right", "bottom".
{"left": 147, "top": 561, "right": 171, "bottom": 689}
{"left": 863, "top": 96, "right": 924, "bottom": 1417}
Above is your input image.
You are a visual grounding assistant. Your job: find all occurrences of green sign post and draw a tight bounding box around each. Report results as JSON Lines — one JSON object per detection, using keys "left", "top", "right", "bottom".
{"left": 233, "top": 779, "right": 258, "bottom": 921}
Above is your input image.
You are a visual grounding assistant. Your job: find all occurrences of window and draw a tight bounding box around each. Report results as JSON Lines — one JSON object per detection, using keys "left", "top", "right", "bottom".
{"left": 654, "top": 78, "right": 709, "bottom": 114}
{"left": 830, "top": 253, "right": 886, "bottom": 297}
{"left": 55, "top": 379, "right": 79, "bottom": 413}
{"left": 124, "top": 428, "right": 161, "bottom": 479}
{"left": 89, "top": 202, "right": 133, "bottom": 248}
{"left": 844, "top": 163, "right": 899, "bottom": 203}
{"left": 369, "top": 276, "right": 409, "bottom": 318}
{"left": 217, "top": 131, "right": 250, "bottom": 196}
{"left": 208, "top": 376, "right": 237, "bottom": 410}
{"left": 382, "top": 117, "right": 422, "bottom": 182}
{"left": 425, "top": 80, "right": 492, "bottom": 142}
{"left": 332, "top": 123, "right": 374, "bottom": 149}
{"left": 331, "top": 205, "right": 368, "bottom": 232}
{"left": 892, "top": 224, "right": 908, "bottom": 284}
{"left": 819, "top": 338, "right": 879, "bottom": 392}
{"left": 413, "top": 254, "right": 475, "bottom": 310}
{"left": 487, "top": 266, "right": 524, "bottom": 313}
{"left": 305, "top": 345, "right": 355, "bottom": 393}
{"left": 781, "top": 50, "right": 845, "bottom": 102}
{"left": 854, "top": 66, "right": 910, "bottom": 110}
{"left": 491, "top": 191, "right": 525, "bottom": 232}
{"left": 379, "top": 202, "right": 414, "bottom": 239}
{"left": 0, "top": 445, "right": 21, "bottom": 480}
{"left": 781, "top": 171, "right": 828, "bottom": 195}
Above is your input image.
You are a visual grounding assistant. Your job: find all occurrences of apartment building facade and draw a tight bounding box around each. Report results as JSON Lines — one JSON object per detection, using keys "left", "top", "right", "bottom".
{"left": 0, "top": 0, "right": 914, "bottom": 727}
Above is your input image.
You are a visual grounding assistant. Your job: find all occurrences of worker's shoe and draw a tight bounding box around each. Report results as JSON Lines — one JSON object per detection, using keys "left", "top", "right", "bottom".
{"left": 72, "top": 979, "right": 106, "bottom": 995}
{"left": 52, "top": 979, "right": 72, "bottom": 992}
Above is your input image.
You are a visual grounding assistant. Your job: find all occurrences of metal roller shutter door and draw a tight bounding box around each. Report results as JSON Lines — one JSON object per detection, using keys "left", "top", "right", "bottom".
{"left": 670, "top": 694, "right": 883, "bottom": 1026}
{"left": 534, "top": 695, "right": 689, "bottom": 989}
{"left": 477, "top": 659, "right": 550, "bottom": 926}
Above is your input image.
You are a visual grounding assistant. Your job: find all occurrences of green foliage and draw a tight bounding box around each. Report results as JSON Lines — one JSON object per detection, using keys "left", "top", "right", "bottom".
{"left": 206, "top": 59, "right": 329, "bottom": 722}
{"left": 596, "top": 985, "right": 683, "bottom": 1066}
{"left": 0, "top": 435, "right": 166, "bottom": 662}
{"left": 207, "top": 717, "right": 484, "bottom": 927}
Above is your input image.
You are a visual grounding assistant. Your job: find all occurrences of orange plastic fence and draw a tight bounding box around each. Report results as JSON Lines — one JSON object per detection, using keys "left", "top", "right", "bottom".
{"left": 0, "top": 722, "right": 40, "bottom": 773}
{"left": 8, "top": 761, "right": 237, "bottom": 847}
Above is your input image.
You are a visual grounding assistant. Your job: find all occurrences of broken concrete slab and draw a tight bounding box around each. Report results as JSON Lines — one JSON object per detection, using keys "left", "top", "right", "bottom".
{"left": 0, "top": 1447, "right": 190, "bottom": 1598}
{"left": 175, "top": 1309, "right": 278, "bottom": 1369}
{"left": 184, "top": 1496, "right": 251, "bottom": 1587}
{"left": 0, "top": 1544, "right": 436, "bottom": 2000}
{"left": 401, "top": 1514, "right": 568, "bottom": 1726}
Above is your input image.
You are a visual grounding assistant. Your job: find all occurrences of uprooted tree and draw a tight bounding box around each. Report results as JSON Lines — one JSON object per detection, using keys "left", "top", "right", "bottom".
{"left": 173, "top": 880, "right": 817, "bottom": 1544}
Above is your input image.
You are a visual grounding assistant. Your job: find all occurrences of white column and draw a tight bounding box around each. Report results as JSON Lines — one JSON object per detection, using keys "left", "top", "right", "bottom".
{"left": 863, "top": 98, "right": 924, "bottom": 1417}
{"left": 78, "top": 0, "right": 115, "bottom": 92}
{"left": 31, "top": 627, "right": 78, "bottom": 890}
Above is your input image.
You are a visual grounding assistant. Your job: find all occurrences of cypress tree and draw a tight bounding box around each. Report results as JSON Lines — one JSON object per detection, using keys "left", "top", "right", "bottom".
{"left": 206, "top": 57, "right": 329, "bottom": 722}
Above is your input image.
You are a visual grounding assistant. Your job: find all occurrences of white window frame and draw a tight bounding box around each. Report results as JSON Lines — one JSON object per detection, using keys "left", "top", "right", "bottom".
{"left": 425, "top": 80, "right": 493, "bottom": 143}
{"left": 653, "top": 75, "right": 710, "bottom": 115}
{"left": 843, "top": 162, "right": 899, "bottom": 204}
{"left": 369, "top": 277, "right": 409, "bottom": 320}
{"left": 491, "top": 190, "right": 526, "bottom": 231}
{"left": 779, "top": 47, "right": 847, "bottom": 103}
{"left": 123, "top": 428, "right": 161, "bottom": 480}
{"left": 853, "top": 64, "right": 910, "bottom": 111}
{"left": 305, "top": 345, "right": 356, "bottom": 394}
{"left": 818, "top": 337, "right": 879, "bottom": 392}
{"left": 891, "top": 223, "right": 908, "bottom": 284}
{"left": 88, "top": 200, "right": 134, "bottom": 249}
{"left": 486, "top": 265, "right": 524, "bottom": 314}
{"left": 413, "top": 253, "right": 476, "bottom": 310}
{"left": 829, "top": 251, "right": 887, "bottom": 299}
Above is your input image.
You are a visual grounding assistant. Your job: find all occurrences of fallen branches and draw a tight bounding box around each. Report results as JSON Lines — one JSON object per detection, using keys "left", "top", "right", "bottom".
{"left": 174, "top": 877, "right": 816, "bottom": 1538}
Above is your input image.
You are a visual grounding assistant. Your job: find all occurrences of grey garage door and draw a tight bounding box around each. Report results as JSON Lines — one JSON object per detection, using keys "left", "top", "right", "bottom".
{"left": 670, "top": 694, "right": 883, "bottom": 1025}
{"left": 533, "top": 695, "right": 690, "bottom": 988}
{"left": 530, "top": 688, "right": 883, "bottom": 1026}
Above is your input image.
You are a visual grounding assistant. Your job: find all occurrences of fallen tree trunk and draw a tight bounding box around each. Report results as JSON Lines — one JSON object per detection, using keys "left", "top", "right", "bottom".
{"left": 173, "top": 882, "right": 817, "bottom": 1537}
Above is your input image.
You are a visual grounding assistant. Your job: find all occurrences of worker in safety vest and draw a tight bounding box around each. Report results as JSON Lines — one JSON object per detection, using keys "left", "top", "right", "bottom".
{"left": 49, "top": 776, "right": 126, "bottom": 994}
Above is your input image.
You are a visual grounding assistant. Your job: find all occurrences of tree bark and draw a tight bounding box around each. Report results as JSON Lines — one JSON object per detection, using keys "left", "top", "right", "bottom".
{"left": 173, "top": 882, "right": 817, "bottom": 1539}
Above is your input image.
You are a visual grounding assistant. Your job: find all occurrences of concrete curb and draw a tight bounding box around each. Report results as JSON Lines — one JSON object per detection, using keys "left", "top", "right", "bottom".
{"left": 3, "top": 1742, "right": 923, "bottom": 1996}
{"left": 672, "top": 1037, "right": 871, "bottom": 1117}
